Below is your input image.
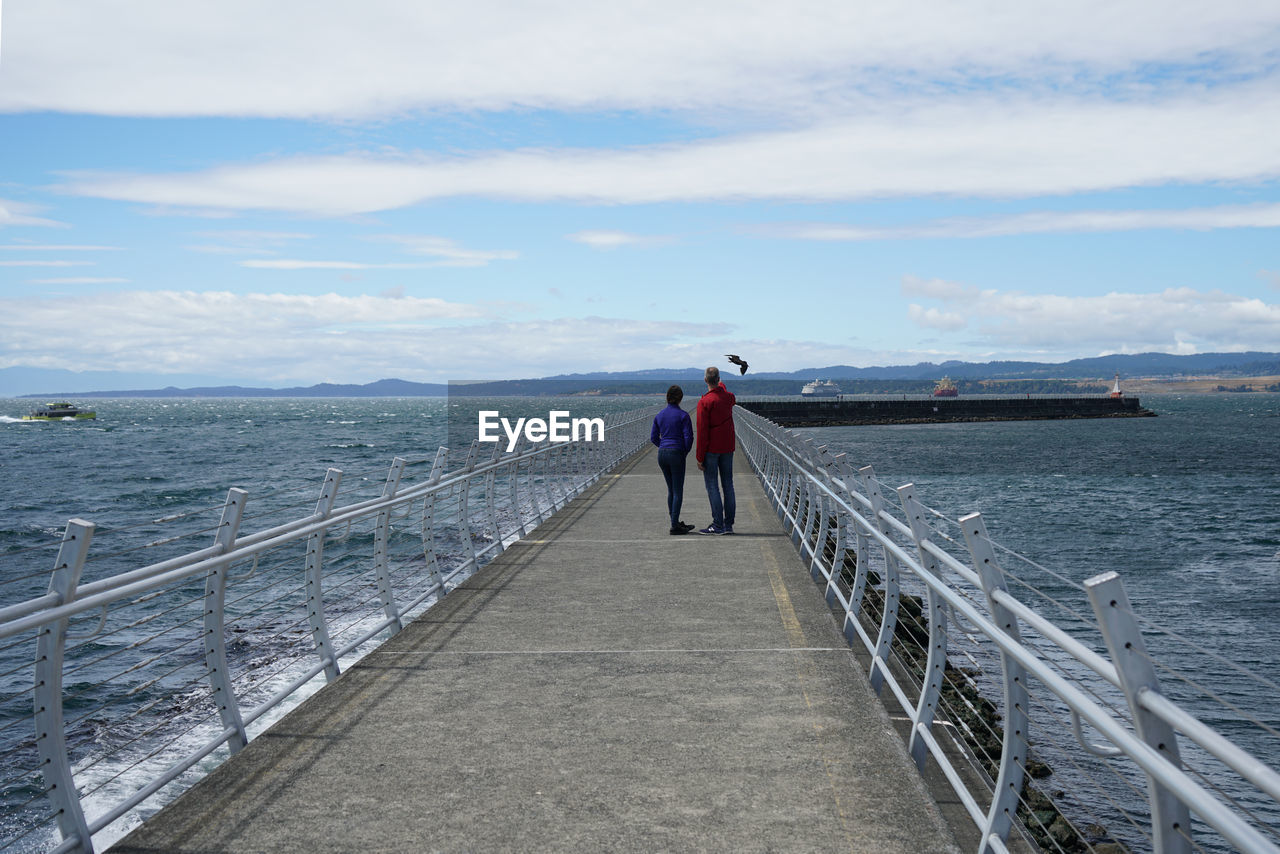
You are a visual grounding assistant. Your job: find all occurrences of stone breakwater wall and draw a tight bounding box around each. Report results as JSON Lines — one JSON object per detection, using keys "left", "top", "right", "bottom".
{"left": 740, "top": 396, "right": 1156, "bottom": 427}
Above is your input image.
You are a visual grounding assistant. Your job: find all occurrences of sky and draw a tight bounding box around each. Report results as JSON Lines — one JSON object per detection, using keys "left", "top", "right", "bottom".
{"left": 1, "top": 0, "right": 1279, "bottom": 390}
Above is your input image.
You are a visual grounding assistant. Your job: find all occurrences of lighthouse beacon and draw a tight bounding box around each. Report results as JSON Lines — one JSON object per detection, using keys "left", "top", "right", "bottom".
{"left": 1109, "top": 373, "right": 1123, "bottom": 399}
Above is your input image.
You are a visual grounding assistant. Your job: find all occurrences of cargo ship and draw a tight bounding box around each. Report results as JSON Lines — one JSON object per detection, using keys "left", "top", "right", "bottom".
{"left": 932, "top": 377, "right": 959, "bottom": 397}
{"left": 22, "top": 402, "right": 96, "bottom": 421}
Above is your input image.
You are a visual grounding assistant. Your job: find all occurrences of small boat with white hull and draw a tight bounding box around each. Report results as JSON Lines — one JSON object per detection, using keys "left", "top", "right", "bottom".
{"left": 22, "top": 402, "right": 96, "bottom": 421}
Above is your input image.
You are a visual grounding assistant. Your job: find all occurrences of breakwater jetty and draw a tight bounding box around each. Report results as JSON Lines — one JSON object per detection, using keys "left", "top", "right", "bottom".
{"left": 740, "top": 395, "right": 1155, "bottom": 427}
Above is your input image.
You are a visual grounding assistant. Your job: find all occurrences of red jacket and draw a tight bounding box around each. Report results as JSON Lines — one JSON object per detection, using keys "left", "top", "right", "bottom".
{"left": 696, "top": 382, "right": 736, "bottom": 464}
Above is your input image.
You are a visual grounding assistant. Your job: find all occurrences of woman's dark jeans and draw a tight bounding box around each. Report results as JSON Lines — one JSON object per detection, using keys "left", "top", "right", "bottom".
{"left": 657, "top": 448, "right": 686, "bottom": 530}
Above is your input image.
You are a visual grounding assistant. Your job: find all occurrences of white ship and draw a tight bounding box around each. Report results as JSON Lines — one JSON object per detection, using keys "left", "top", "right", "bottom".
{"left": 800, "top": 379, "right": 841, "bottom": 397}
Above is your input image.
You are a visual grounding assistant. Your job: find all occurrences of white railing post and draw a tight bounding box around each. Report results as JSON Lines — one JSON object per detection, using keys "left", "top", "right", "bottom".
{"left": 459, "top": 441, "right": 480, "bottom": 567}
{"left": 1086, "top": 571, "right": 1193, "bottom": 854}
{"left": 531, "top": 446, "right": 548, "bottom": 527}
{"left": 897, "top": 483, "right": 948, "bottom": 770}
{"left": 809, "top": 448, "right": 835, "bottom": 582}
{"left": 204, "top": 489, "right": 248, "bottom": 755}
{"left": 373, "top": 458, "right": 407, "bottom": 634}
{"left": 550, "top": 444, "right": 567, "bottom": 511}
{"left": 427, "top": 446, "right": 448, "bottom": 485}
{"left": 543, "top": 445, "right": 560, "bottom": 515}
{"left": 306, "top": 468, "right": 343, "bottom": 681}
{"left": 485, "top": 442, "right": 503, "bottom": 555}
{"left": 508, "top": 441, "right": 527, "bottom": 539}
{"left": 422, "top": 447, "right": 448, "bottom": 593}
{"left": 590, "top": 428, "right": 604, "bottom": 484}
{"left": 421, "top": 496, "right": 444, "bottom": 598}
{"left": 961, "top": 512, "right": 1030, "bottom": 854}
{"left": 798, "top": 440, "right": 819, "bottom": 553}
{"left": 35, "top": 519, "right": 95, "bottom": 853}
{"left": 827, "top": 452, "right": 864, "bottom": 614}
{"left": 858, "top": 465, "right": 902, "bottom": 695}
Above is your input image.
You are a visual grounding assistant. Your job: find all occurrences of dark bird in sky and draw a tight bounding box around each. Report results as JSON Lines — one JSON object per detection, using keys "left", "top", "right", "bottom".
{"left": 725, "top": 354, "right": 749, "bottom": 375}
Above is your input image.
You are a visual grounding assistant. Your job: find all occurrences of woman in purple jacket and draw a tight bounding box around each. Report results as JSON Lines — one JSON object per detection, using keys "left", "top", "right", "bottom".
{"left": 650, "top": 385, "right": 695, "bottom": 535}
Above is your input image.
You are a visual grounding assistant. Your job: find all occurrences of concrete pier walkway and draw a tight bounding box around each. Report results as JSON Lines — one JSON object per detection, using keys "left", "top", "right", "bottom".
{"left": 114, "top": 446, "right": 961, "bottom": 853}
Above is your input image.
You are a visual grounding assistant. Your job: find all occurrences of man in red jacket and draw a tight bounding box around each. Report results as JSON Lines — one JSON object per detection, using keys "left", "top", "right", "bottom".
{"left": 695, "top": 365, "right": 736, "bottom": 534}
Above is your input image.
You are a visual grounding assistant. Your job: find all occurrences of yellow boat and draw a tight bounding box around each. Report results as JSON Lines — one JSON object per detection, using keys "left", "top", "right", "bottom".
{"left": 22, "top": 402, "right": 96, "bottom": 421}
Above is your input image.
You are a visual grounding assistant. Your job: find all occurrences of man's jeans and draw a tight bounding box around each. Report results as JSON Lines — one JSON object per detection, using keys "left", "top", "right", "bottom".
{"left": 657, "top": 448, "right": 686, "bottom": 529}
{"left": 702, "top": 451, "right": 735, "bottom": 530}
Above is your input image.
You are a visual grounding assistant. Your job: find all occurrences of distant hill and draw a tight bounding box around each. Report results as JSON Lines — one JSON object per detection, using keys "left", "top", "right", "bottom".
{"left": 18, "top": 378, "right": 449, "bottom": 398}
{"left": 742, "top": 351, "right": 1280, "bottom": 381}
{"left": 13, "top": 351, "right": 1280, "bottom": 397}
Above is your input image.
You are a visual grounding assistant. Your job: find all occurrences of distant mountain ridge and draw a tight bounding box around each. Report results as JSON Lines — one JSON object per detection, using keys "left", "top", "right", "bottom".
{"left": 17, "top": 378, "right": 450, "bottom": 399}
{"left": 12, "top": 351, "right": 1280, "bottom": 397}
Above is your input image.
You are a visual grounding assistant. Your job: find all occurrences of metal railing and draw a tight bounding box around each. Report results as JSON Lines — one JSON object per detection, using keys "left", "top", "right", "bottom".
{"left": 736, "top": 407, "right": 1280, "bottom": 854}
{"left": 0, "top": 408, "right": 652, "bottom": 853}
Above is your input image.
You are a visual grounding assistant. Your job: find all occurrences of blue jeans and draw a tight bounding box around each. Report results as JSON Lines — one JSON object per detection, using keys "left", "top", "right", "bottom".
{"left": 702, "top": 451, "right": 735, "bottom": 530}
{"left": 657, "top": 449, "right": 687, "bottom": 529}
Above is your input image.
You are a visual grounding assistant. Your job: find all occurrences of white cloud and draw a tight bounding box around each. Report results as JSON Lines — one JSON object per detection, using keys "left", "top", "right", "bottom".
{"left": 0, "top": 287, "right": 907, "bottom": 381}
{"left": 192, "top": 230, "right": 313, "bottom": 242}
{"left": 0, "top": 260, "right": 92, "bottom": 267}
{"left": 0, "top": 243, "right": 119, "bottom": 250}
{"left": 27, "top": 277, "right": 130, "bottom": 284}
{"left": 367, "top": 235, "right": 518, "bottom": 267}
{"left": 2, "top": 1, "right": 1277, "bottom": 119}
{"left": 185, "top": 230, "right": 312, "bottom": 255}
{"left": 188, "top": 244, "right": 274, "bottom": 255}
{"left": 241, "top": 260, "right": 441, "bottom": 270}
{"left": 0, "top": 290, "right": 749, "bottom": 381}
{"left": 763, "top": 203, "right": 1280, "bottom": 241}
{"left": 907, "top": 305, "right": 969, "bottom": 331}
{"left": 901, "top": 276, "right": 985, "bottom": 302}
{"left": 566, "top": 230, "right": 674, "bottom": 250}
{"left": 234, "top": 236, "right": 518, "bottom": 269}
{"left": 54, "top": 87, "right": 1280, "bottom": 213}
{"left": 0, "top": 290, "right": 498, "bottom": 378}
{"left": 903, "top": 277, "right": 1280, "bottom": 355}
{"left": 0, "top": 199, "right": 64, "bottom": 228}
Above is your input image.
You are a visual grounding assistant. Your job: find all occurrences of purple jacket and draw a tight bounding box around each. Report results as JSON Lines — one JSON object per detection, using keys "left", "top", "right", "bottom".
{"left": 650, "top": 404, "right": 693, "bottom": 453}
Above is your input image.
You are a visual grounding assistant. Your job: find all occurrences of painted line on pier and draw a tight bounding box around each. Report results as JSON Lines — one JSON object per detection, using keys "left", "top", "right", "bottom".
{"left": 762, "top": 540, "right": 858, "bottom": 853}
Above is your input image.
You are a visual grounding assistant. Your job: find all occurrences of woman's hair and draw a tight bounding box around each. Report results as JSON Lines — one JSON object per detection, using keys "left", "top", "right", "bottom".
{"left": 666, "top": 385, "right": 683, "bottom": 405}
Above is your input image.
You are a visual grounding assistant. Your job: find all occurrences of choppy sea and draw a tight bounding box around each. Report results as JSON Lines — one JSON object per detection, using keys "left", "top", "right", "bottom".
{"left": 1, "top": 394, "right": 1277, "bottom": 850}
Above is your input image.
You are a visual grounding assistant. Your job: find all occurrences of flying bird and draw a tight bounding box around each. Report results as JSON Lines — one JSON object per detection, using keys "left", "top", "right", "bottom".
{"left": 725, "top": 354, "right": 749, "bottom": 375}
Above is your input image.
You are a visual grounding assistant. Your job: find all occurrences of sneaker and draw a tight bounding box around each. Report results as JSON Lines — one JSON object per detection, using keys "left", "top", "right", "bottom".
{"left": 678, "top": 521, "right": 695, "bottom": 532}
{"left": 698, "top": 524, "right": 724, "bottom": 535}
{"left": 669, "top": 525, "right": 688, "bottom": 535}
{"left": 722, "top": 525, "right": 735, "bottom": 535}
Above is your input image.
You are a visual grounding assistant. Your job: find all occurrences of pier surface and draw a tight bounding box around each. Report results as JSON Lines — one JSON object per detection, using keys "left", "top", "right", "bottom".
{"left": 114, "top": 446, "right": 961, "bottom": 853}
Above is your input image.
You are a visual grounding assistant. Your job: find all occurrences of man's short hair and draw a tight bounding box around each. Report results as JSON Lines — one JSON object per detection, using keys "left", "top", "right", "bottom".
{"left": 666, "top": 385, "right": 683, "bottom": 405}
{"left": 704, "top": 366, "right": 720, "bottom": 386}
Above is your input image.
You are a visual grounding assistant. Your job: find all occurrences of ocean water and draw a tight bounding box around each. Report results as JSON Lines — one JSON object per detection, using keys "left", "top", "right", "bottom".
{"left": 800, "top": 394, "right": 1280, "bottom": 672}
{"left": 1, "top": 394, "right": 1278, "bottom": 850}
{"left": 800, "top": 392, "right": 1280, "bottom": 849}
